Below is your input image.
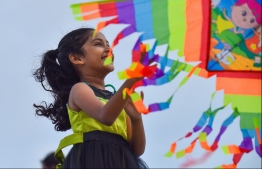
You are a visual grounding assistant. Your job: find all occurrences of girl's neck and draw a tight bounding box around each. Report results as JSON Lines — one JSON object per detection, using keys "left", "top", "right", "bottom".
{"left": 81, "top": 75, "right": 105, "bottom": 90}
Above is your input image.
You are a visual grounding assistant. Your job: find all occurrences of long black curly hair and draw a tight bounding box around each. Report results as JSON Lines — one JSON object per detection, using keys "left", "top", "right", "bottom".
{"left": 33, "top": 28, "right": 95, "bottom": 131}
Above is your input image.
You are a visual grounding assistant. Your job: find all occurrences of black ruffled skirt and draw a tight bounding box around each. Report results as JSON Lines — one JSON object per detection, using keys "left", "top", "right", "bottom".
{"left": 62, "top": 130, "right": 148, "bottom": 168}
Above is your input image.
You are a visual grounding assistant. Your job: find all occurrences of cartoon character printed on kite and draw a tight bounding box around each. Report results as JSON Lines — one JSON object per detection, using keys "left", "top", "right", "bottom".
{"left": 219, "top": 0, "right": 261, "bottom": 34}
{"left": 244, "top": 25, "right": 262, "bottom": 67}
{"left": 223, "top": 0, "right": 262, "bottom": 66}
{"left": 215, "top": 48, "right": 236, "bottom": 65}
{"left": 212, "top": 0, "right": 262, "bottom": 68}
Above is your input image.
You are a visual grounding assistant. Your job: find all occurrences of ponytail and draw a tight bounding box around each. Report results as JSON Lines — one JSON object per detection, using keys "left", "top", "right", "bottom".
{"left": 33, "top": 49, "right": 72, "bottom": 131}
{"left": 33, "top": 27, "right": 94, "bottom": 131}
{"left": 34, "top": 49, "right": 59, "bottom": 91}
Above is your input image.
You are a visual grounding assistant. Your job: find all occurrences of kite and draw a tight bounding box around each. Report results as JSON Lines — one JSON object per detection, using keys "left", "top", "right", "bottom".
{"left": 70, "top": 0, "right": 261, "bottom": 168}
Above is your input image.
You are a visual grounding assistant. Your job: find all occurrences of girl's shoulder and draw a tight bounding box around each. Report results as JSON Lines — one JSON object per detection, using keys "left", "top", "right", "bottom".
{"left": 70, "top": 82, "right": 92, "bottom": 94}
{"left": 68, "top": 82, "right": 95, "bottom": 112}
{"left": 72, "top": 81, "right": 88, "bottom": 88}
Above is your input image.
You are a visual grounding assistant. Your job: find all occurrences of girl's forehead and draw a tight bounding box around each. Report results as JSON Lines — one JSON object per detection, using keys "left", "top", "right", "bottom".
{"left": 92, "top": 32, "right": 107, "bottom": 40}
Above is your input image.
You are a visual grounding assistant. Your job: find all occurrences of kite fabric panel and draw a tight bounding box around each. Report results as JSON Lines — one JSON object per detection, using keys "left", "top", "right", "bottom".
{"left": 70, "top": 0, "right": 261, "bottom": 168}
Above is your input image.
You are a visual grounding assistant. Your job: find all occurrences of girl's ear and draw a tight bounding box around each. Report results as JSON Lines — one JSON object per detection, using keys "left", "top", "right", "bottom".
{"left": 69, "top": 54, "right": 84, "bottom": 65}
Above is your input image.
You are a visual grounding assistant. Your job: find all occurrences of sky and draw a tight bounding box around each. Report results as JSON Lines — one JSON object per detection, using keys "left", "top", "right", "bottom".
{"left": 0, "top": 0, "right": 261, "bottom": 168}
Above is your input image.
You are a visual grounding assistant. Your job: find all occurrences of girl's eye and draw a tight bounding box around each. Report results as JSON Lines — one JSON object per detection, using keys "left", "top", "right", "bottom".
{"left": 250, "top": 18, "right": 255, "bottom": 23}
{"left": 242, "top": 11, "right": 247, "bottom": 16}
{"left": 95, "top": 43, "right": 101, "bottom": 46}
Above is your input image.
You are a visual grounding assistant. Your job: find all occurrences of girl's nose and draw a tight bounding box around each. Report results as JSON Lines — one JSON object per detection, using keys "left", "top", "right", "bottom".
{"left": 105, "top": 46, "right": 110, "bottom": 52}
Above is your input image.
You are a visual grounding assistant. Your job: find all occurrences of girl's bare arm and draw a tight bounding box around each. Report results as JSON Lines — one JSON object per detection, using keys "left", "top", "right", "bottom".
{"left": 68, "top": 78, "right": 139, "bottom": 126}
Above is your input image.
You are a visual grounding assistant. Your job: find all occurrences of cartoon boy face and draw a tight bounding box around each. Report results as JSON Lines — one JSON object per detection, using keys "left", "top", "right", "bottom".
{"left": 231, "top": 3, "right": 259, "bottom": 29}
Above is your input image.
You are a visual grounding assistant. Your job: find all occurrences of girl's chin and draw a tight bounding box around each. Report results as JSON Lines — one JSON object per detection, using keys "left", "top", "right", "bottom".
{"left": 105, "top": 64, "right": 115, "bottom": 72}
{"left": 109, "top": 66, "right": 115, "bottom": 72}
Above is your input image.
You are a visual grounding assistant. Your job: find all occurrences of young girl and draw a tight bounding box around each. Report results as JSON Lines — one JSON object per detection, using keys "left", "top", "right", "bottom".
{"left": 33, "top": 27, "right": 149, "bottom": 168}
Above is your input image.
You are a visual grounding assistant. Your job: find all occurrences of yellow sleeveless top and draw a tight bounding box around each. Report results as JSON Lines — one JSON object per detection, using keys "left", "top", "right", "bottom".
{"left": 55, "top": 97, "right": 127, "bottom": 168}
{"left": 68, "top": 97, "right": 127, "bottom": 140}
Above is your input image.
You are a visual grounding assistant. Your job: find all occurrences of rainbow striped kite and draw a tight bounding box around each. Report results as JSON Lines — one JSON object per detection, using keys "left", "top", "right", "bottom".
{"left": 70, "top": 0, "right": 261, "bottom": 168}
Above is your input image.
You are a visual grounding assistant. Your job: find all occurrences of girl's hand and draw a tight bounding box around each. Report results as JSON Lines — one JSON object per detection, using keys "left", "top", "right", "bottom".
{"left": 124, "top": 91, "right": 144, "bottom": 120}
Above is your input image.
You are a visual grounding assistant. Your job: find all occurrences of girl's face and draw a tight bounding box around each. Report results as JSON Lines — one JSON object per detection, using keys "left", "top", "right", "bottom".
{"left": 231, "top": 3, "right": 259, "bottom": 29}
{"left": 81, "top": 32, "right": 115, "bottom": 76}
